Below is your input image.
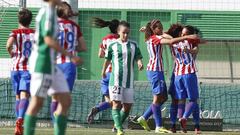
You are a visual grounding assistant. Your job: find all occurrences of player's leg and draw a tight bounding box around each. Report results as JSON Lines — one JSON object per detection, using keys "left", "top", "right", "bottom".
{"left": 11, "top": 71, "right": 20, "bottom": 118}
{"left": 168, "top": 73, "right": 178, "bottom": 133}
{"left": 87, "top": 72, "right": 111, "bottom": 124}
{"left": 192, "top": 99, "right": 201, "bottom": 134}
{"left": 11, "top": 71, "right": 22, "bottom": 135}
{"left": 109, "top": 86, "right": 123, "bottom": 135}
{"left": 181, "top": 73, "right": 200, "bottom": 133}
{"left": 18, "top": 71, "right": 31, "bottom": 118}
{"left": 174, "top": 75, "right": 188, "bottom": 133}
{"left": 169, "top": 98, "right": 178, "bottom": 133}
{"left": 52, "top": 93, "right": 71, "bottom": 135}
{"left": 121, "top": 88, "right": 134, "bottom": 124}
{"left": 49, "top": 67, "right": 71, "bottom": 135}
{"left": 137, "top": 71, "right": 155, "bottom": 131}
{"left": 24, "top": 73, "right": 51, "bottom": 135}
{"left": 153, "top": 90, "right": 171, "bottom": 133}
{"left": 51, "top": 63, "right": 76, "bottom": 122}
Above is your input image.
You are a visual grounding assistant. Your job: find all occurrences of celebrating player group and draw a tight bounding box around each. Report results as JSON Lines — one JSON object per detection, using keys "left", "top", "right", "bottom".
{"left": 6, "top": 0, "right": 206, "bottom": 135}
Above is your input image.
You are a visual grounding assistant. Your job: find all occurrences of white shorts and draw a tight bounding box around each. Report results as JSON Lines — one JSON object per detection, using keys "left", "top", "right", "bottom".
{"left": 109, "top": 86, "right": 134, "bottom": 103}
{"left": 30, "top": 67, "right": 69, "bottom": 98}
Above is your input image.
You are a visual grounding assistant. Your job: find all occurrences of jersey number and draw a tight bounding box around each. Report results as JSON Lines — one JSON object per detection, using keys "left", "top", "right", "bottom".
{"left": 176, "top": 50, "right": 191, "bottom": 65}
{"left": 58, "top": 31, "right": 74, "bottom": 50}
{"left": 112, "top": 86, "right": 121, "bottom": 94}
{"left": 23, "top": 41, "right": 32, "bottom": 58}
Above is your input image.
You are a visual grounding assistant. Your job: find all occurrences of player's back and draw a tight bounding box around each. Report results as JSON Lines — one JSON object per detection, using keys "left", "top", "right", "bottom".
{"left": 145, "top": 35, "right": 164, "bottom": 71}
{"left": 10, "top": 28, "right": 35, "bottom": 71}
{"left": 172, "top": 40, "right": 197, "bottom": 75}
{"left": 30, "top": 5, "right": 58, "bottom": 74}
{"left": 56, "top": 19, "right": 82, "bottom": 64}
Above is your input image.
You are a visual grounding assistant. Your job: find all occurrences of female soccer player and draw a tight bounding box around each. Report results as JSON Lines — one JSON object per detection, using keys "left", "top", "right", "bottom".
{"left": 102, "top": 21, "right": 144, "bottom": 135}
{"left": 87, "top": 18, "right": 119, "bottom": 125}
{"left": 137, "top": 19, "right": 198, "bottom": 133}
{"left": 6, "top": 8, "right": 34, "bottom": 135}
{"left": 50, "top": 1, "right": 86, "bottom": 121}
{"left": 23, "top": 0, "right": 81, "bottom": 135}
{"left": 166, "top": 23, "right": 184, "bottom": 133}
{"left": 174, "top": 25, "right": 204, "bottom": 134}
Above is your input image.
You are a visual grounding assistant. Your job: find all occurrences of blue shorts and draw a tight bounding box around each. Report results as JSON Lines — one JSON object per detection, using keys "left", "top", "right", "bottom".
{"left": 100, "top": 72, "right": 111, "bottom": 96}
{"left": 147, "top": 71, "right": 167, "bottom": 95}
{"left": 11, "top": 71, "right": 31, "bottom": 95}
{"left": 174, "top": 73, "right": 199, "bottom": 100}
{"left": 57, "top": 62, "right": 76, "bottom": 91}
{"left": 168, "top": 73, "right": 176, "bottom": 99}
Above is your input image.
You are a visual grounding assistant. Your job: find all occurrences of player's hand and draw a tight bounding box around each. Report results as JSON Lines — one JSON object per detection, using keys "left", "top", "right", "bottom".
{"left": 183, "top": 46, "right": 190, "bottom": 53}
{"left": 139, "top": 26, "right": 146, "bottom": 32}
{"left": 71, "top": 56, "right": 83, "bottom": 65}
{"left": 137, "top": 59, "right": 144, "bottom": 71}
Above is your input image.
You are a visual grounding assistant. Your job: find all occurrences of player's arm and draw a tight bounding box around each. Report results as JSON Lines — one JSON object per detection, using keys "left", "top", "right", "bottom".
{"left": 162, "top": 33, "right": 173, "bottom": 39}
{"left": 134, "top": 45, "right": 144, "bottom": 71}
{"left": 101, "top": 59, "right": 111, "bottom": 78}
{"left": 6, "top": 37, "right": 15, "bottom": 57}
{"left": 160, "top": 34, "right": 199, "bottom": 45}
{"left": 137, "top": 59, "right": 144, "bottom": 71}
{"left": 98, "top": 48, "right": 105, "bottom": 58}
{"left": 44, "top": 36, "right": 82, "bottom": 65}
{"left": 76, "top": 36, "right": 87, "bottom": 52}
{"left": 75, "top": 25, "right": 87, "bottom": 52}
{"left": 183, "top": 46, "right": 199, "bottom": 54}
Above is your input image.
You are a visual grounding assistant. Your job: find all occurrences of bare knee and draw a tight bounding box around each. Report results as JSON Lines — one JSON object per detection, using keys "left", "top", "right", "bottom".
{"left": 20, "top": 91, "right": 30, "bottom": 99}
{"left": 112, "top": 101, "right": 121, "bottom": 109}
{"left": 122, "top": 103, "right": 132, "bottom": 113}
{"left": 59, "top": 93, "right": 71, "bottom": 108}
{"left": 26, "top": 96, "right": 44, "bottom": 115}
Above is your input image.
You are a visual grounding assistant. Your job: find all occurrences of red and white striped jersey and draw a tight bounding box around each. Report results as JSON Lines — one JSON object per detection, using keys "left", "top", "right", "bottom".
{"left": 172, "top": 39, "right": 198, "bottom": 76}
{"left": 56, "top": 19, "right": 83, "bottom": 64}
{"left": 100, "top": 34, "right": 118, "bottom": 73}
{"left": 10, "top": 28, "right": 35, "bottom": 71}
{"left": 146, "top": 35, "right": 164, "bottom": 71}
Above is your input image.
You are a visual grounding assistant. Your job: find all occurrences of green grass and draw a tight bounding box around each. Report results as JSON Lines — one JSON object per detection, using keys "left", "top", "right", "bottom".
{"left": 1, "top": 127, "right": 240, "bottom": 135}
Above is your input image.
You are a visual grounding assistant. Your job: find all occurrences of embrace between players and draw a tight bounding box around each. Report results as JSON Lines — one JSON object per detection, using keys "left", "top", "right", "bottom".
{"left": 87, "top": 19, "right": 205, "bottom": 135}
{"left": 6, "top": 0, "right": 205, "bottom": 135}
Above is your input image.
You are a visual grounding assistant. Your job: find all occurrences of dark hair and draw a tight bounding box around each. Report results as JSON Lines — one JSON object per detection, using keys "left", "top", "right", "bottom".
{"left": 145, "top": 19, "right": 162, "bottom": 41}
{"left": 118, "top": 21, "right": 130, "bottom": 28}
{"left": 92, "top": 17, "right": 120, "bottom": 34}
{"left": 184, "top": 25, "right": 200, "bottom": 35}
{"left": 43, "top": 0, "right": 49, "bottom": 2}
{"left": 57, "top": 2, "right": 78, "bottom": 19}
{"left": 167, "top": 24, "right": 183, "bottom": 38}
{"left": 18, "top": 8, "right": 32, "bottom": 27}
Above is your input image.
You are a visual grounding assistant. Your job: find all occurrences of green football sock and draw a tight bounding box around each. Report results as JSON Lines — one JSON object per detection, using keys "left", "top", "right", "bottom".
{"left": 112, "top": 108, "right": 122, "bottom": 130}
{"left": 24, "top": 114, "right": 37, "bottom": 135}
{"left": 120, "top": 110, "right": 130, "bottom": 123}
{"left": 54, "top": 115, "right": 67, "bottom": 135}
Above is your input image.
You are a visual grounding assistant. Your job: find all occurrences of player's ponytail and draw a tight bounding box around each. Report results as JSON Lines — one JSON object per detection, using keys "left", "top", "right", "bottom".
{"left": 145, "top": 22, "right": 153, "bottom": 41}
{"left": 92, "top": 17, "right": 119, "bottom": 34}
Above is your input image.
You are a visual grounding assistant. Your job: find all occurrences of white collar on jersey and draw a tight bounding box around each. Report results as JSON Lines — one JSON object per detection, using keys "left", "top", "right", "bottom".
{"left": 117, "top": 38, "right": 129, "bottom": 44}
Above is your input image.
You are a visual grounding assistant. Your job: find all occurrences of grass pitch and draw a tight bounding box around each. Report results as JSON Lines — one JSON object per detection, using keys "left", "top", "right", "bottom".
{"left": 1, "top": 127, "right": 240, "bottom": 135}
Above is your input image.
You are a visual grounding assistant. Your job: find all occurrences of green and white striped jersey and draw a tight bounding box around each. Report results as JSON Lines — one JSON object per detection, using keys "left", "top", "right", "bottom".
{"left": 29, "top": 4, "right": 58, "bottom": 74}
{"left": 105, "top": 39, "right": 143, "bottom": 88}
